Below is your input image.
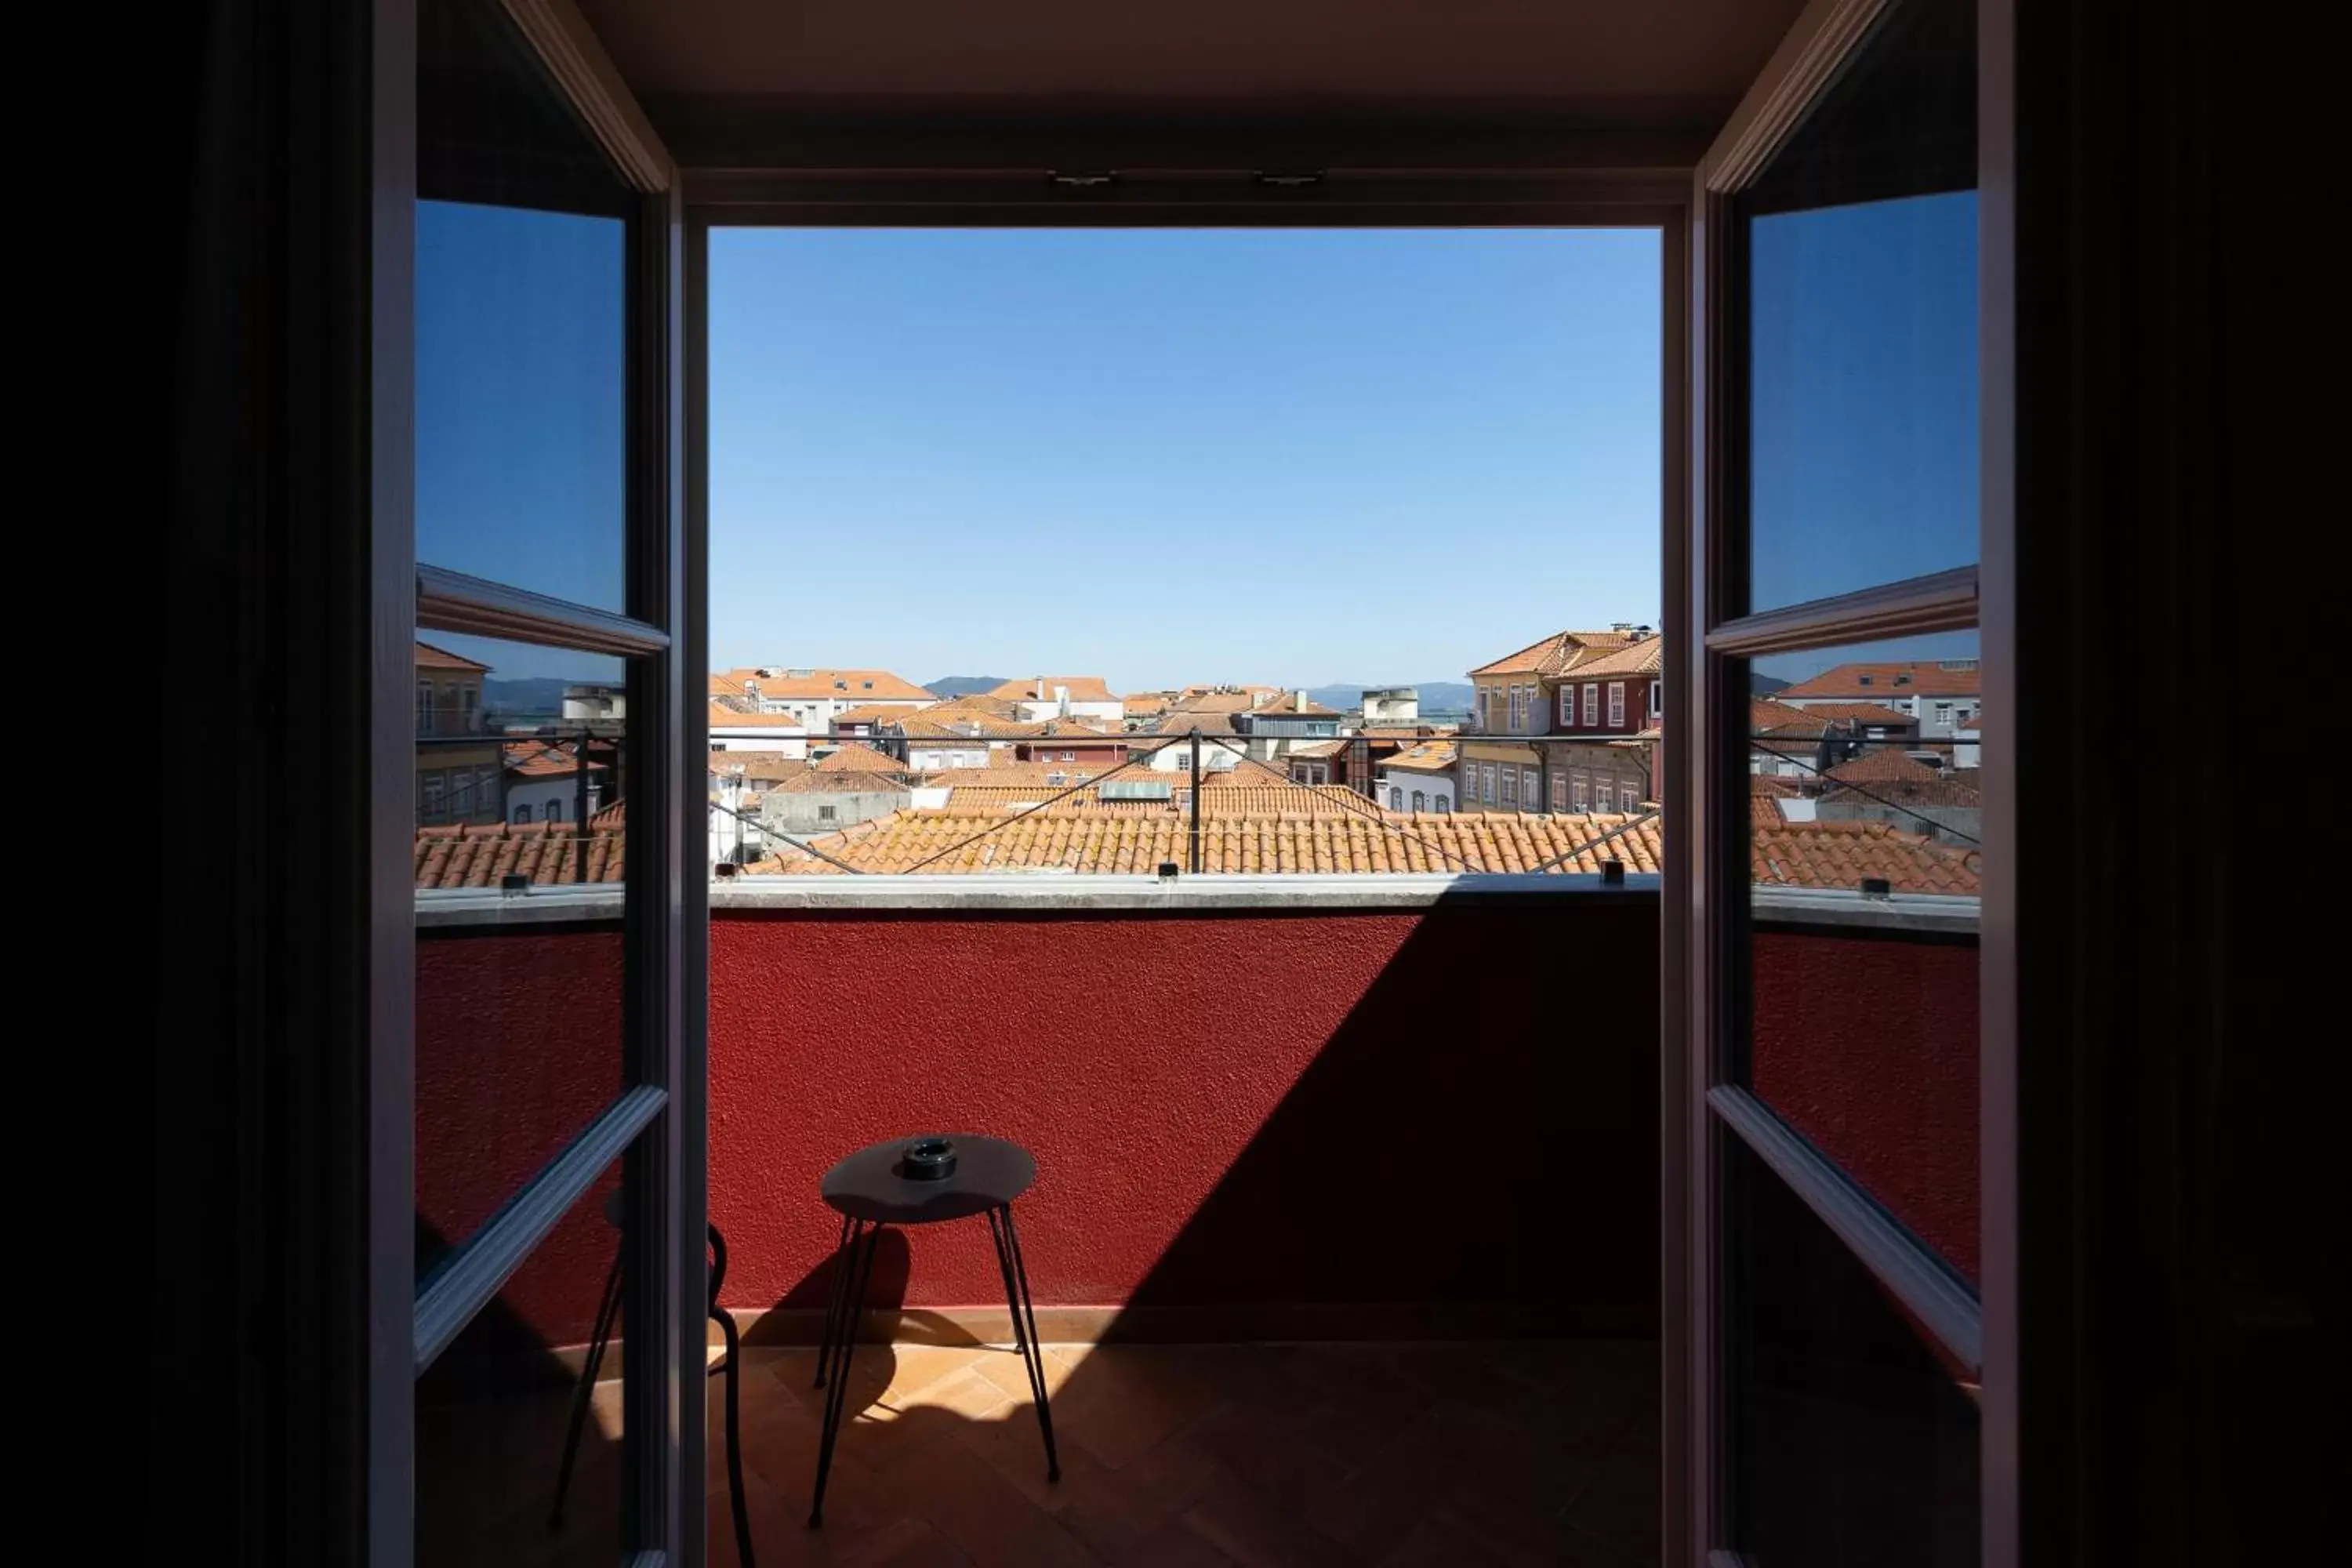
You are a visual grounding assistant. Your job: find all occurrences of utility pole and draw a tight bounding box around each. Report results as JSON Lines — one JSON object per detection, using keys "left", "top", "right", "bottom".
{"left": 1189, "top": 728, "right": 1203, "bottom": 875}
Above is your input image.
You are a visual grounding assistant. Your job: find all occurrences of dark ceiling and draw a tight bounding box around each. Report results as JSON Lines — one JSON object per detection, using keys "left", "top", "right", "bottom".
{"left": 572, "top": 0, "right": 1810, "bottom": 170}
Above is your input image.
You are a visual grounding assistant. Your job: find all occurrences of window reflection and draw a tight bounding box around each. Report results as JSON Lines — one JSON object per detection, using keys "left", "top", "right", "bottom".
{"left": 414, "top": 633, "right": 629, "bottom": 1283}
{"left": 416, "top": 0, "right": 633, "bottom": 610}
{"left": 1730, "top": 1138, "right": 1980, "bottom": 1566}
{"left": 1740, "top": 0, "right": 1978, "bottom": 613}
{"left": 416, "top": 1167, "right": 628, "bottom": 1567}
{"left": 1744, "top": 629, "right": 1982, "bottom": 1283}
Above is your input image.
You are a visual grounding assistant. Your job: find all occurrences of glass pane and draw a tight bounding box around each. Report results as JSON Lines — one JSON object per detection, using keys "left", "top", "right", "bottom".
{"left": 416, "top": 1164, "right": 629, "bottom": 1566}
{"left": 416, "top": 632, "right": 629, "bottom": 1283}
{"left": 1744, "top": 630, "right": 1981, "bottom": 1282}
{"left": 1741, "top": 0, "right": 1978, "bottom": 613}
{"left": 1729, "top": 1138, "right": 1980, "bottom": 1566}
{"left": 416, "top": 0, "right": 632, "bottom": 611}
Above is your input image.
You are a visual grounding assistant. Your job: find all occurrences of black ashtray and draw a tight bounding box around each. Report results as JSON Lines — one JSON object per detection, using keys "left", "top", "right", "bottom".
{"left": 900, "top": 1138, "right": 958, "bottom": 1181}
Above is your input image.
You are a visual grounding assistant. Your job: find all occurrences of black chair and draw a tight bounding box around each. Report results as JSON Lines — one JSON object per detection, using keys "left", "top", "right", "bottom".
{"left": 551, "top": 1205, "right": 756, "bottom": 1568}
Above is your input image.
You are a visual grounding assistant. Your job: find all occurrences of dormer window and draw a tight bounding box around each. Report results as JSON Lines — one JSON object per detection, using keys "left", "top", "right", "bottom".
{"left": 1858, "top": 674, "right": 1875, "bottom": 686}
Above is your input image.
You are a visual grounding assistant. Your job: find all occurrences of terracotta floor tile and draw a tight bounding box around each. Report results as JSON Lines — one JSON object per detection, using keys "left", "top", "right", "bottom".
{"left": 900, "top": 1437, "right": 1102, "bottom": 1568}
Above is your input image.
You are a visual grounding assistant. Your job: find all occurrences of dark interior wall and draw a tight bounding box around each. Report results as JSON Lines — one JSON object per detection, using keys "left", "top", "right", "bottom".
{"left": 2007, "top": 1, "right": 2331, "bottom": 1561}
{"left": 155, "top": 2, "right": 379, "bottom": 1563}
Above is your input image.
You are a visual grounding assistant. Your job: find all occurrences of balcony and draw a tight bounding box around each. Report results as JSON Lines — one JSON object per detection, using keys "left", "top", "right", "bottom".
{"left": 414, "top": 862, "right": 1977, "bottom": 1566}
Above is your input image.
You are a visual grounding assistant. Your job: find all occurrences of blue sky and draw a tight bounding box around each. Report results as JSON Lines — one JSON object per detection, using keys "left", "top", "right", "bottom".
{"left": 414, "top": 210, "right": 1978, "bottom": 691}
{"left": 706, "top": 229, "right": 1664, "bottom": 692}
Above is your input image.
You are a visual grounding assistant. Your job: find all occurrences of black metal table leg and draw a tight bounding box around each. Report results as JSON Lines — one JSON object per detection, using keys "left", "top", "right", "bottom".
{"left": 813, "top": 1214, "right": 858, "bottom": 1389}
{"left": 809, "top": 1221, "right": 884, "bottom": 1529}
{"left": 998, "top": 1204, "right": 1061, "bottom": 1483}
{"left": 549, "top": 1245, "right": 626, "bottom": 1528}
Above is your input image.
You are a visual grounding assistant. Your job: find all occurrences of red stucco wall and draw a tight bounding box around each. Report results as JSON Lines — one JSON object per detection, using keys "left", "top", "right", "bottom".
{"left": 710, "top": 902, "right": 1661, "bottom": 1324}
{"left": 1750, "top": 927, "right": 1980, "bottom": 1282}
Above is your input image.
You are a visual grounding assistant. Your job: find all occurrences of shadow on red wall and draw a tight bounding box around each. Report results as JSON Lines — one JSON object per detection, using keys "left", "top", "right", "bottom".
{"left": 710, "top": 897, "right": 1661, "bottom": 1334}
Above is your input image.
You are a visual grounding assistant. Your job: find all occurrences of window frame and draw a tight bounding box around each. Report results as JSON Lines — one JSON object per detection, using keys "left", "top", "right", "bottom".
{"left": 1583, "top": 682, "right": 1600, "bottom": 725}
{"left": 1608, "top": 681, "right": 1627, "bottom": 726}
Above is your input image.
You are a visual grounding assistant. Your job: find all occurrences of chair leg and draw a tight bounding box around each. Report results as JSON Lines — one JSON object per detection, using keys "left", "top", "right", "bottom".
{"left": 809, "top": 1222, "right": 884, "bottom": 1528}
{"left": 986, "top": 1207, "right": 1028, "bottom": 1356}
{"left": 1000, "top": 1204, "right": 1061, "bottom": 1483}
{"left": 549, "top": 1247, "right": 626, "bottom": 1529}
{"left": 711, "top": 1305, "right": 757, "bottom": 1568}
{"left": 813, "top": 1214, "right": 857, "bottom": 1389}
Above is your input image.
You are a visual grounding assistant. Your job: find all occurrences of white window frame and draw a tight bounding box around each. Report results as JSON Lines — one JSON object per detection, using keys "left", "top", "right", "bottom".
{"left": 1434, "top": 794, "right": 1450, "bottom": 815}
{"left": 1559, "top": 687, "right": 1574, "bottom": 726}
{"left": 1608, "top": 682, "right": 1626, "bottom": 727}
{"left": 1523, "top": 768, "right": 1541, "bottom": 808}
{"left": 1389, "top": 787, "right": 1404, "bottom": 809}
{"left": 1483, "top": 763, "right": 1498, "bottom": 804}
{"left": 1572, "top": 778, "right": 1589, "bottom": 812}
{"left": 1552, "top": 775, "right": 1568, "bottom": 811}
{"left": 1411, "top": 789, "right": 1426, "bottom": 811}
{"left": 459, "top": 685, "right": 478, "bottom": 729}
{"left": 1583, "top": 683, "right": 1599, "bottom": 726}
{"left": 1500, "top": 766, "right": 1518, "bottom": 806}
{"left": 1620, "top": 785, "right": 1639, "bottom": 814}
{"left": 1936, "top": 702, "right": 1955, "bottom": 724}
{"left": 422, "top": 771, "right": 445, "bottom": 816}
{"left": 416, "top": 680, "right": 434, "bottom": 735}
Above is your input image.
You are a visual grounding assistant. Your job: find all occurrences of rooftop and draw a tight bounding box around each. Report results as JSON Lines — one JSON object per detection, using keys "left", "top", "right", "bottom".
{"left": 414, "top": 818, "right": 625, "bottom": 888}
{"left": 1778, "top": 661, "right": 1982, "bottom": 700}
{"left": 415, "top": 638, "right": 489, "bottom": 673}
{"left": 714, "top": 666, "right": 934, "bottom": 702}
{"left": 1468, "top": 628, "right": 1638, "bottom": 679}
{"left": 989, "top": 675, "right": 1120, "bottom": 704}
{"left": 816, "top": 741, "right": 912, "bottom": 773}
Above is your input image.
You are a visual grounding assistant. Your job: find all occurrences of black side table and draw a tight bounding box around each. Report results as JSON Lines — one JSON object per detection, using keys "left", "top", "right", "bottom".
{"left": 808, "top": 1133, "right": 1059, "bottom": 1527}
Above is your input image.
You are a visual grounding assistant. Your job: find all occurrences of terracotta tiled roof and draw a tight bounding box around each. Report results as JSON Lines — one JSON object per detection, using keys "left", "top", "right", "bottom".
{"left": 1750, "top": 822, "right": 1979, "bottom": 894}
{"left": 414, "top": 820, "right": 623, "bottom": 888}
{"left": 713, "top": 667, "right": 932, "bottom": 702}
{"left": 1820, "top": 777, "right": 1984, "bottom": 809}
{"left": 710, "top": 703, "right": 810, "bottom": 729}
{"left": 1468, "top": 629, "right": 1636, "bottom": 679}
{"left": 503, "top": 742, "right": 604, "bottom": 779}
{"left": 832, "top": 702, "right": 918, "bottom": 726}
{"left": 989, "top": 676, "right": 1119, "bottom": 705}
{"left": 772, "top": 769, "right": 909, "bottom": 796}
{"left": 891, "top": 696, "right": 1042, "bottom": 739}
{"left": 1778, "top": 661, "right": 1980, "bottom": 700}
{"left": 707, "top": 753, "right": 814, "bottom": 786}
{"left": 815, "top": 742, "right": 908, "bottom": 773}
{"left": 416, "top": 639, "right": 489, "bottom": 672}
{"left": 1785, "top": 701, "right": 1916, "bottom": 726}
{"left": 1380, "top": 742, "right": 1459, "bottom": 773}
{"left": 920, "top": 762, "right": 1110, "bottom": 787}
{"left": 1030, "top": 716, "right": 1122, "bottom": 739}
{"left": 1751, "top": 775, "right": 1798, "bottom": 829}
{"left": 1546, "top": 635, "right": 1662, "bottom": 681}
{"left": 1122, "top": 692, "right": 1172, "bottom": 716}
{"left": 1825, "top": 750, "right": 1944, "bottom": 785}
{"left": 1285, "top": 739, "right": 1350, "bottom": 760}
{"left": 1153, "top": 709, "right": 1245, "bottom": 736}
{"left": 749, "top": 805, "right": 1975, "bottom": 892}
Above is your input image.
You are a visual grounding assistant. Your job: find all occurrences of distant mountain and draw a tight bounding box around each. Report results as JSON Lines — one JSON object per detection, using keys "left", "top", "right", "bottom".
{"left": 1305, "top": 681, "right": 1476, "bottom": 715}
{"left": 483, "top": 677, "right": 568, "bottom": 719}
{"left": 924, "top": 675, "right": 1008, "bottom": 698}
{"left": 1750, "top": 673, "right": 1791, "bottom": 696}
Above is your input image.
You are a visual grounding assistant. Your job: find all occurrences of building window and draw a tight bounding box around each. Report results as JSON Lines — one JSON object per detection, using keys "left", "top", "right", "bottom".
{"left": 1523, "top": 768, "right": 1541, "bottom": 808}
{"left": 1500, "top": 767, "right": 1518, "bottom": 806}
{"left": 513, "top": 803, "right": 532, "bottom": 824}
{"left": 546, "top": 799, "right": 564, "bottom": 823}
{"left": 1621, "top": 786, "right": 1639, "bottom": 813}
{"left": 1552, "top": 775, "right": 1568, "bottom": 811}
{"left": 818, "top": 804, "right": 837, "bottom": 821}
{"left": 1573, "top": 779, "right": 1589, "bottom": 811}
{"left": 1482, "top": 764, "right": 1498, "bottom": 804}
{"left": 1435, "top": 793, "right": 1450, "bottom": 814}
{"left": 416, "top": 681, "right": 434, "bottom": 735}
{"left": 478, "top": 767, "right": 500, "bottom": 816}
{"left": 1583, "top": 684, "right": 1599, "bottom": 725}
{"left": 1508, "top": 685, "right": 1528, "bottom": 732}
{"left": 1062, "top": 751, "right": 1075, "bottom": 761}
{"left": 1935, "top": 702, "right": 1954, "bottom": 724}
{"left": 1650, "top": 680, "right": 1664, "bottom": 717}
{"left": 1559, "top": 687, "right": 1574, "bottom": 726}
{"left": 1607, "top": 683, "right": 1625, "bottom": 727}
{"left": 1411, "top": 789, "right": 1426, "bottom": 811}
{"left": 459, "top": 686, "right": 478, "bottom": 729}
{"left": 1390, "top": 787, "right": 1404, "bottom": 809}
{"left": 422, "top": 771, "right": 445, "bottom": 817}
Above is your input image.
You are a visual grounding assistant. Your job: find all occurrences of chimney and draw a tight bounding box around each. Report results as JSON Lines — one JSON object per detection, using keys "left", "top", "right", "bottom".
{"left": 1055, "top": 684, "right": 1069, "bottom": 715}
{"left": 1294, "top": 690, "right": 1308, "bottom": 712}
{"left": 1035, "top": 677, "right": 1047, "bottom": 701}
